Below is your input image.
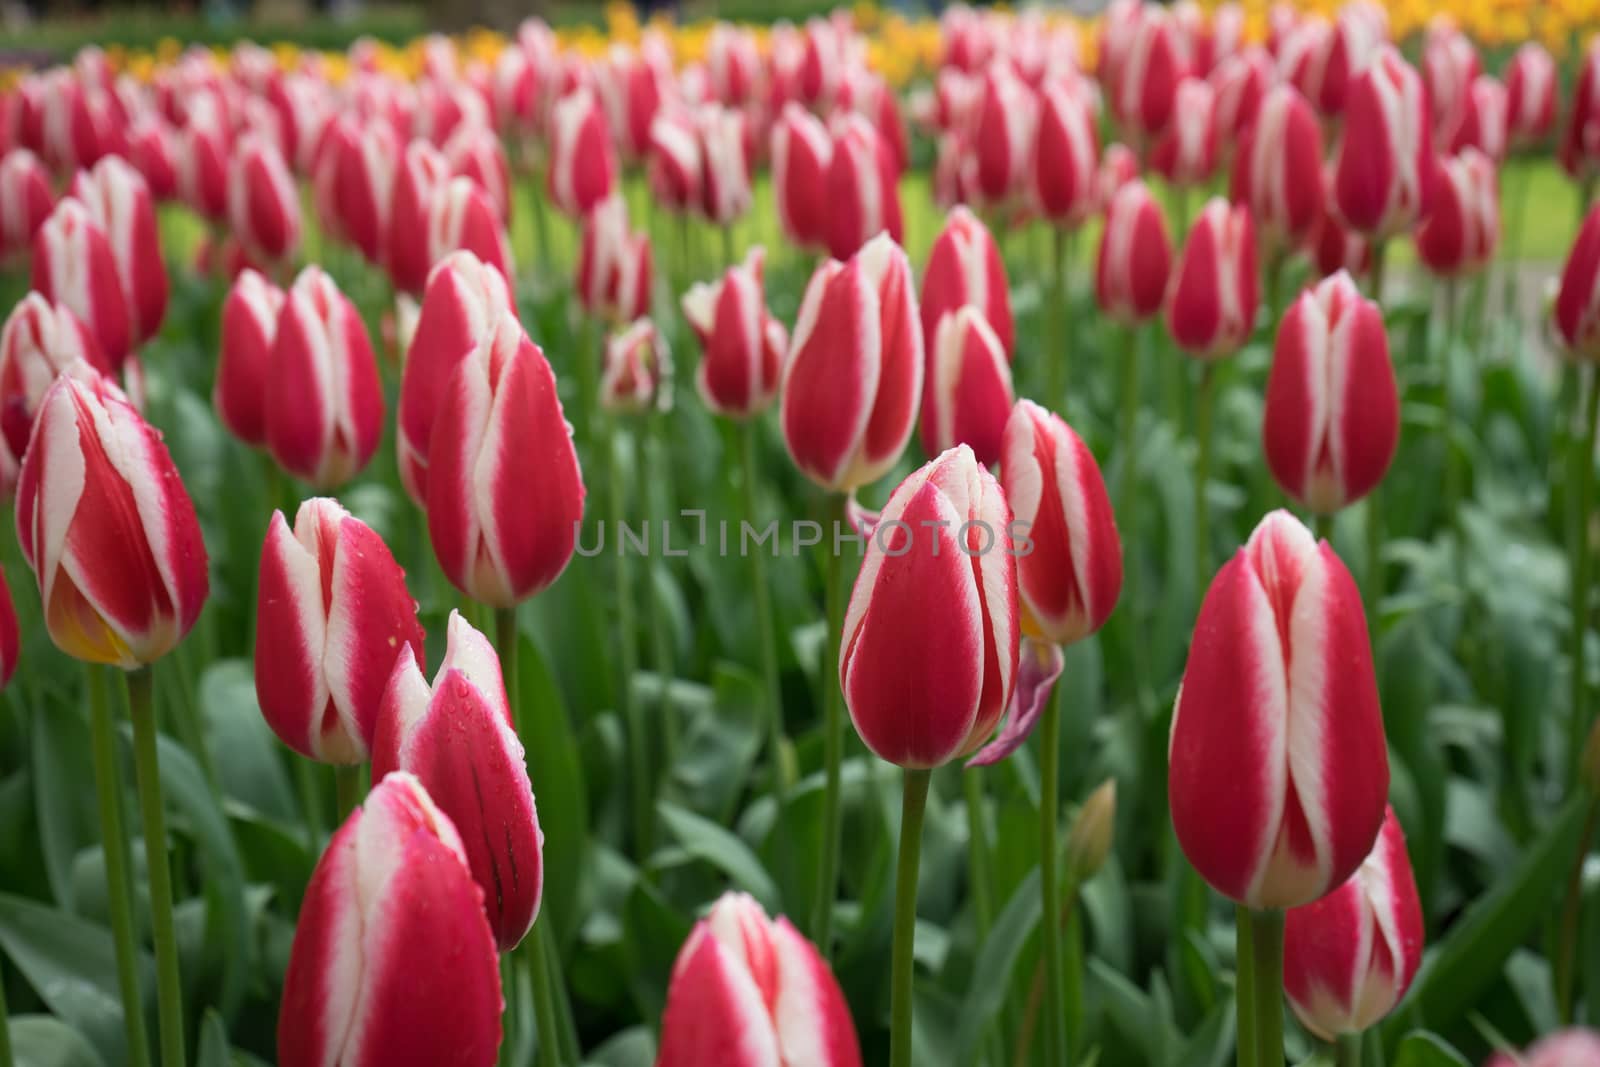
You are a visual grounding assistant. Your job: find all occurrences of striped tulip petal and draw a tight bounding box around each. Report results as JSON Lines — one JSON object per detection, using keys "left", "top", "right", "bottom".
{"left": 920, "top": 306, "right": 1014, "bottom": 467}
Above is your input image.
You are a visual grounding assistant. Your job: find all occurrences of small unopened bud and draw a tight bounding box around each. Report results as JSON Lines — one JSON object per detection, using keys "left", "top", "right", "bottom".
{"left": 1583, "top": 718, "right": 1600, "bottom": 796}
{"left": 1066, "top": 778, "right": 1117, "bottom": 884}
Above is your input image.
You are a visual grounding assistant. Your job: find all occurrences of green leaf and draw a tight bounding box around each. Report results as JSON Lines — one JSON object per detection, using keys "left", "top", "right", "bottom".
{"left": 517, "top": 631, "right": 589, "bottom": 951}
{"left": 952, "top": 864, "right": 1042, "bottom": 1065}
{"left": 197, "top": 660, "right": 296, "bottom": 822}
{"left": 1392, "top": 1031, "right": 1471, "bottom": 1067}
{"left": 195, "top": 1009, "right": 230, "bottom": 1067}
{"left": 32, "top": 693, "right": 97, "bottom": 911}
{"left": 583, "top": 1025, "right": 657, "bottom": 1067}
{"left": 655, "top": 801, "right": 779, "bottom": 911}
{"left": 8, "top": 1015, "right": 106, "bottom": 1067}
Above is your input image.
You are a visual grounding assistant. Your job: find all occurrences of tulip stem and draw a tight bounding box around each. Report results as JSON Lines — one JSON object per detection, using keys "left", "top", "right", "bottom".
{"left": 334, "top": 764, "right": 361, "bottom": 823}
{"left": 1194, "top": 362, "right": 1219, "bottom": 587}
{"left": 890, "top": 768, "right": 933, "bottom": 1067}
{"left": 1314, "top": 513, "right": 1334, "bottom": 546}
{"left": 126, "top": 666, "right": 185, "bottom": 1067}
{"left": 740, "top": 420, "right": 791, "bottom": 793}
{"left": 1367, "top": 241, "right": 1388, "bottom": 304}
{"left": 721, "top": 223, "right": 735, "bottom": 272}
{"left": 1118, "top": 323, "right": 1143, "bottom": 525}
{"left": 1441, "top": 280, "right": 1462, "bottom": 544}
{"left": 1571, "top": 368, "right": 1600, "bottom": 788}
{"left": 1236, "top": 907, "right": 1285, "bottom": 1067}
{"left": 1049, "top": 226, "right": 1070, "bottom": 410}
{"left": 962, "top": 770, "right": 1005, "bottom": 1067}
{"left": 1556, "top": 793, "right": 1600, "bottom": 1023}
{"left": 813, "top": 495, "right": 847, "bottom": 957}
{"left": 1040, "top": 687, "right": 1068, "bottom": 1067}
{"left": 1334, "top": 1033, "right": 1362, "bottom": 1067}
{"left": 611, "top": 423, "right": 651, "bottom": 857}
{"left": 528, "top": 924, "right": 564, "bottom": 1067}
{"left": 89, "top": 666, "right": 152, "bottom": 1067}
{"left": 1235, "top": 905, "right": 1256, "bottom": 1067}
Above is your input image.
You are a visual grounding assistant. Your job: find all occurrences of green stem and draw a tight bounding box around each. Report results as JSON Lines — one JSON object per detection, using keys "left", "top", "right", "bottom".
{"left": 1571, "top": 368, "right": 1600, "bottom": 786}
{"left": 1368, "top": 241, "right": 1388, "bottom": 304}
{"left": 611, "top": 424, "right": 650, "bottom": 856}
{"left": 1236, "top": 905, "right": 1256, "bottom": 1067}
{"left": 334, "top": 764, "right": 361, "bottom": 824}
{"left": 292, "top": 756, "right": 324, "bottom": 850}
{"left": 1334, "top": 1032, "right": 1363, "bottom": 1067}
{"left": 890, "top": 768, "right": 933, "bottom": 1067}
{"left": 812, "top": 495, "right": 847, "bottom": 956}
{"left": 1040, "top": 688, "right": 1067, "bottom": 1067}
{"left": 1555, "top": 794, "right": 1600, "bottom": 1023}
{"left": 1244, "top": 908, "right": 1286, "bottom": 1067}
{"left": 530, "top": 172, "right": 549, "bottom": 275}
{"left": 721, "top": 223, "right": 735, "bottom": 272}
{"left": 1365, "top": 489, "right": 1384, "bottom": 623}
{"left": 1441, "top": 281, "right": 1462, "bottom": 534}
{"left": 640, "top": 418, "right": 679, "bottom": 773}
{"left": 740, "top": 420, "right": 789, "bottom": 792}
{"left": 1062, "top": 880, "right": 1084, "bottom": 1061}
{"left": 528, "top": 923, "right": 564, "bottom": 1067}
{"left": 126, "top": 667, "right": 184, "bottom": 1067}
{"left": 1119, "top": 324, "right": 1143, "bottom": 525}
{"left": 89, "top": 666, "right": 150, "bottom": 1067}
{"left": 1049, "top": 226, "right": 1069, "bottom": 410}
{"left": 962, "top": 770, "right": 1004, "bottom": 1067}
{"left": 1314, "top": 513, "right": 1334, "bottom": 545}
{"left": 1194, "top": 362, "right": 1219, "bottom": 587}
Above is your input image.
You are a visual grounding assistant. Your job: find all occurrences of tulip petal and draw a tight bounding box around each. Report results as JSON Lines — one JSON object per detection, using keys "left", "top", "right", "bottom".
{"left": 967, "top": 638, "right": 1065, "bottom": 767}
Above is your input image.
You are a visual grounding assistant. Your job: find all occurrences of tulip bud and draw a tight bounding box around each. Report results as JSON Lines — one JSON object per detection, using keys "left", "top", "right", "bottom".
{"left": 658, "top": 892, "right": 862, "bottom": 1067}
{"left": 1032, "top": 77, "right": 1100, "bottom": 228}
{"left": 921, "top": 207, "right": 1013, "bottom": 360}
{"left": 707, "top": 25, "right": 760, "bottom": 106}
{"left": 386, "top": 139, "right": 452, "bottom": 296}
{"left": 698, "top": 104, "right": 752, "bottom": 226}
{"left": 228, "top": 132, "right": 301, "bottom": 270}
{"left": 127, "top": 117, "right": 179, "bottom": 202}
{"left": 427, "top": 175, "right": 515, "bottom": 285}
{"left": 316, "top": 116, "right": 397, "bottom": 265}
{"left": 1309, "top": 190, "right": 1372, "bottom": 281}
{"left": 70, "top": 156, "right": 169, "bottom": 350}
{"left": 1209, "top": 46, "right": 1274, "bottom": 145}
{"left": 15, "top": 369, "right": 208, "bottom": 667}
{"left": 491, "top": 47, "right": 542, "bottom": 142}
{"left": 1096, "top": 180, "right": 1171, "bottom": 326}
{"left": 1443, "top": 75, "right": 1507, "bottom": 163}
{"left": 427, "top": 313, "right": 585, "bottom": 607}
{"left": 32, "top": 198, "right": 131, "bottom": 370}
{"left": 782, "top": 234, "right": 923, "bottom": 493}
{"left": 824, "top": 112, "right": 904, "bottom": 262}
{"left": 0, "top": 294, "right": 107, "bottom": 495}
{"left": 972, "top": 62, "right": 1037, "bottom": 208}
{"left": 1001, "top": 400, "right": 1122, "bottom": 645}
{"left": 1505, "top": 42, "right": 1556, "bottom": 149}
{"left": 256, "top": 498, "right": 424, "bottom": 765}
{"left": 1311, "top": 2, "right": 1388, "bottom": 119}
{"left": 1263, "top": 272, "right": 1397, "bottom": 514}
{"left": 1230, "top": 86, "right": 1324, "bottom": 255}
{"left": 214, "top": 269, "right": 284, "bottom": 448}
{"left": 920, "top": 308, "right": 1014, "bottom": 467}
{"left": 1422, "top": 21, "right": 1481, "bottom": 136}
{"left": 1065, "top": 779, "right": 1117, "bottom": 884}
{"left": 373, "top": 612, "right": 543, "bottom": 950}
{"left": 601, "top": 318, "right": 671, "bottom": 415}
{"left": 1415, "top": 149, "right": 1499, "bottom": 279}
{"left": 772, "top": 104, "right": 832, "bottom": 251}
{"left": 1114, "top": 6, "right": 1188, "bottom": 141}
{"left": 1284, "top": 807, "right": 1424, "bottom": 1040}
{"left": 277, "top": 772, "right": 502, "bottom": 1067}
{"left": 444, "top": 123, "right": 512, "bottom": 226}
{"left": 548, "top": 87, "right": 616, "bottom": 217}
{"left": 1333, "top": 47, "right": 1433, "bottom": 240}
{"left": 1094, "top": 143, "right": 1141, "bottom": 212}
{"left": 266, "top": 266, "right": 385, "bottom": 488}
{"left": 683, "top": 248, "right": 786, "bottom": 419}
{"left": 576, "top": 194, "right": 652, "bottom": 324}
{"left": 1555, "top": 203, "right": 1600, "bottom": 362}
{"left": 647, "top": 108, "right": 704, "bottom": 214}
{"left": 0, "top": 149, "right": 53, "bottom": 264}
{"left": 1170, "top": 510, "right": 1389, "bottom": 908}
{"left": 1167, "top": 198, "right": 1258, "bottom": 358}
{"left": 840, "top": 445, "right": 1019, "bottom": 768}
{"left": 176, "top": 109, "right": 230, "bottom": 222}
{"left": 1151, "top": 77, "right": 1219, "bottom": 188}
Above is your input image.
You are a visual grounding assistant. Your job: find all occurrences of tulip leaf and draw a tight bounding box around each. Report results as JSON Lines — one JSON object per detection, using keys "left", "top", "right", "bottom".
{"left": 8, "top": 1015, "right": 106, "bottom": 1067}
{"left": 1392, "top": 1031, "right": 1471, "bottom": 1067}
{"left": 196, "top": 659, "right": 296, "bottom": 822}
{"left": 583, "top": 1025, "right": 657, "bottom": 1067}
{"left": 952, "top": 863, "right": 1041, "bottom": 1065}
{"left": 655, "top": 800, "right": 780, "bottom": 912}
{"left": 32, "top": 693, "right": 98, "bottom": 911}
{"left": 516, "top": 630, "right": 589, "bottom": 952}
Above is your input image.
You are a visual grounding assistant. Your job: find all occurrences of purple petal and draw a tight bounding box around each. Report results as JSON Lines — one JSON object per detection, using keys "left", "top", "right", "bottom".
{"left": 967, "top": 638, "right": 1065, "bottom": 768}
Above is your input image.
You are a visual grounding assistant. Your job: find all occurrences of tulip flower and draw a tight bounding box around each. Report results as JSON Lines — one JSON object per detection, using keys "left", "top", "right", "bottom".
{"left": 255, "top": 498, "right": 425, "bottom": 765}
{"left": 373, "top": 612, "right": 543, "bottom": 950}
{"left": 32, "top": 198, "right": 131, "bottom": 369}
{"left": 315, "top": 116, "right": 397, "bottom": 265}
{"left": 1311, "top": 2, "right": 1389, "bottom": 119}
{"left": 214, "top": 269, "right": 284, "bottom": 449}
{"left": 1094, "top": 143, "right": 1141, "bottom": 211}
{"left": 1415, "top": 149, "right": 1499, "bottom": 278}
{"left": 781, "top": 233, "right": 923, "bottom": 493}
{"left": 265, "top": 266, "right": 385, "bottom": 488}
{"left": 1032, "top": 77, "right": 1100, "bottom": 229}
{"left": 1284, "top": 806, "right": 1424, "bottom": 1041}
{"left": 1169, "top": 509, "right": 1389, "bottom": 909}
{"left": 426, "top": 312, "right": 585, "bottom": 608}
{"left": 921, "top": 206, "right": 1013, "bottom": 359}
{"left": 1209, "top": 46, "right": 1274, "bottom": 146}
{"left": 277, "top": 772, "right": 502, "bottom": 1067}
{"left": 0, "top": 294, "right": 107, "bottom": 495}
{"left": 1309, "top": 185, "right": 1372, "bottom": 281}
{"left": 444, "top": 123, "right": 512, "bottom": 226}
{"left": 1166, "top": 198, "right": 1259, "bottom": 359}
{"left": 707, "top": 25, "right": 760, "bottom": 106}
{"left": 1096, "top": 180, "right": 1172, "bottom": 325}
{"left": 227, "top": 132, "right": 301, "bottom": 270}
{"left": 824, "top": 112, "right": 903, "bottom": 262}
{"left": 1113, "top": 5, "right": 1188, "bottom": 141}
{"left": 1422, "top": 21, "right": 1481, "bottom": 137}
{"left": 1486, "top": 1031, "right": 1600, "bottom": 1067}
{"left": 398, "top": 251, "right": 515, "bottom": 505}
{"left": 0, "top": 149, "right": 53, "bottom": 263}
{"left": 386, "top": 139, "right": 453, "bottom": 296}
{"left": 68, "top": 156, "right": 169, "bottom": 349}
{"left": 919, "top": 307, "right": 1013, "bottom": 467}
{"left": 1333, "top": 48, "right": 1433, "bottom": 241}
{"left": 548, "top": 87, "right": 616, "bottom": 217}
{"left": 1230, "top": 86, "right": 1324, "bottom": 256}
{"left": 1441, "top": 75, "right": 1507, "bottom": 163}
{"left": 1505, "top": 42, "right": 1557, "bottom": 149}
{"left": 698, "top": 104, "right": 752, "bottom": 226}
{"left": 576, "top": 194, "right": 652, "bottom": 324}
{"left": 1556, "top": 203, "right": 1600, "bottom": 361}
{"left": 1262, "top": 271, "right": 1398, "bottom": 513}
{"left": 772, "top": 104, "right": 833, "bottom": 251}
{"left": 972, "top": 62, "right": 1037, "bottom": 208}
{"left": 15, "top": 368, "right": 208, "bottom": 667}
{"left": 658, "top": 892, "right": 863, "bottom": 1067}
{"left": 683, "top": 248, "right": 786, "bottom": 419}
{"left": 1001, "top": 400, "right": 1122, "bottom": 647}
{"left": 1150, "top": 77, "right": 1219, "bottom": 187}
{"left": 600, "top": 318, "right": 671, "bottom": 415}
{"left": 127, "top": 116, "right": 180, "bottom": 202}
{"left": 647, "top": 108, "right": 704, "bottom": 214}
{"left": 176, "top": 108, "right": 230, "bottom": 222}
{"left": 427, "top": 175, "right": 514, "bottom": 284}
{"left": 491, "top": 46, "right": 542, "bottom": 143}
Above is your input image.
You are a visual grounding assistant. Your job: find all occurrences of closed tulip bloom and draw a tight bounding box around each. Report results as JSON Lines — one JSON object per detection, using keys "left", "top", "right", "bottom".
{"left": 659, "top": 892, "right": 862, "bottom": 1067}
{"left": 1151, "top": 77, "right": 1219, "bottom": 187}
{"left": 69, "top": 156, "right": 169, "bottom": 349}
{"left": 922, "top": 206, "right": 1013, "bottom": 359}
{"left": 491, "top": 47, "right": 541, "bottom": 141}
{"left": 0, "top": 149, "right": 52, "bottom": 263}
{"left": 1033, "top": 77, "right": 1100, "bottom": 228}
{"left": 427, "top": 313, "right": 584, "bottom": 607}
{"left": 1313, "top": 2, "right": 1388, "bottom": 119}
{"left": 576, "top": 194, "right": 652, "bottom": 324}
{"left": 1169, "top": 510, "right": 1389, "bottom": 908}
{"left": 0, "top": 294, "right": 107, "bottom": 494}
{"left": 1002, "top": 400, "right": 1122, "bottom": 646}
{"left": 1166, "top": 198, "right": 1258, "bottom": 358}
{"left": 707, "top": 25, "right": 760, "bottom": 106}
{"left": 127, "top": 116, "right": 180, "bottom": 202}
{"left": 1210, "top": 46, "right": 1274, "bottom": 145}
{"left": 548, "top": 87, "right": 616, "bottom": 218}
{"left": 1556, "top": 204, "right": 1600, "bottom": 361}
{"left": 1283, "top": 806, "right": 1423, "bottom": 1041}
{"left": 266, "top": 266, "right": 384, "bottom": 488}
{"left": 1094, "top": 143, "right": 1142, "bottom": 212}
{"left": 32, "top": 198, "right": 131, "bottom": 369}
{"left": 772, "top": 104, "right": 833, "bottom": 251}
{"left": 1231, "top": 86, "right": 1324, "bottom": 255}
{"left": 1415, "top": 149, "right": 1499, "bottom": 279}
{"left": 683, "top": 248, "right": 786, "bottom": 419}
{"left": 228, "top": 132, "right": 301, "bottom": 269}
{"left": 427, "top": 176, "right": 514, "bottom": 285}
{"left": 1505, "top": 42, "right": 1556, "bottom": 149}
{"left": 972, "top": 62, "right": 1037, "bottom": 208}
{"left": 317, "top": 116, "right": 398, "bottom": 265}
{"left": 277, "top": 772, "right": 502, "bottom": 1067}
{"left": 386, "top": 139, "right": 452, "bottom": 296}
{"left": 920, "top": 307, "right": 1014, "bottom": 466}
{"left": 444, "top": 123, "right": 512, "bottom": 226}
{"left": 1334, "top": 48, "right": 1433, "bottom": 240}
{"left": 256, "top": 498, "right": 424, "bottom": 765}
{"left": 1422, "top": 21, "right": 1480, "bottom": 135}
{"left": 1096, "top": 179, "right": 1172, "bottom": 324}
{"left": 699, "top": 105, "right": 752, "bottom": 226}
{"left": 601, "top": 317, "right": 671, "bottom": 415}
{"left": 1441, "top": 75, "right": 1507, "bottom": 163}
{"left": 1486, "top": 1031, "right": 1600, "bottom": 1067}
{"left": 782, "top": 233, "right": 923, "bottom": 493}
{"left": 373, "top": 612, "right": 543, "bottom": 950}
{"left": 398, "top": 251, "right": 514, "bottom": 505}
{"left": 176, "top": 109, "right": 230, "bottom": 222}
{"left": 1309, "top": 171, "right": 1373, "bottom": 279}
{"left": 1263, "top": 272, "right": 1397, "bottom": 513}
{"left": 1114, "top": 6, "right": 1188, "bottom": 141}
{"left": 647, "top": 108, "right": 704, "bottom": 213}
{"left": 214, "top": 269, "right": 284, "bottom": 448}
{"left": 839, "top": 445, "right": 1018, "bottom": 767}
{"left": 824, "top": 113, "right": 904, "bottom": 262}
{"left": 15, "top": 369, "right": 208, "bottom": 667}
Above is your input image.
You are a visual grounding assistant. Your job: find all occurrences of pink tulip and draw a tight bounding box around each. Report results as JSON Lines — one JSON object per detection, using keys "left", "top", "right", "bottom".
{"left": 972, "top": 62, "right": 1037, "bottom": 208}
{"left": 1096, "top": 179, "right": 1172, "bottom": 325}
{"left": 824, "top": 112, "right": 903, "bottom": 261}
{"left": 1166, "top": 198, "right": 1258, "bottom": 358}
{"left": 176, "top": 106, "right": 231, "bottom": 222}
{"left": 0, "top": 294, "right": 107, "bottom": 495}
{"left": 1333, "top": 47, "right": 1433, "bottom": 240}
{"left": 772, "top": 104, "right": 833, "bottom": 251}
{"left": 1422, "top": 20, "right": 1481, "bottom": 137}
{"left": 1209, "top": 47, "right": 1276, "bottom": 145}
{"left": 1311, "top": 2, "right": 1388, "bottom": 119}
{"left": 921, "top": 206, "right": 1013, "bottom": 359}
{"left": 648, "top": 108, "right": 704, "bottom": 214}
{"left": 548, "top": 87, "right": 616, "bottom": 217}
{"left": 214, "top": 269, "right": 285, "bottom": 448}
{"left": 228, "top": 132, "right": 301, "bottom": 269}
{"left": 1443, "top": 75, "right": 1508, "bottom": 162}
{"left": 1032, "top": 77, "right": 1100, "bottom": 228}
{"left": 386, "top": 139, "right": 453, "bottom": 296}
{"left": 920, "top": 307, "right": 1014, "bottom": 466}
{"left": 601, "top": 317, "right": 671, "bottom": 415}
{"left": 0, "top": 149, "right": 53, "bottom": 263}
{"left": 707, "top": 25, "right": 760, "bottom": 107}
{"left": 444, "top": 123, "right": 512, "bottom": 225}
{"left": 682, "top": 248, "right": 787, "bottom": 419}
{"left": 427, "top": 175, "right": 514, "bottom": 285}
{"left": 32, "top": 198, "right": 131, "bottom": 369}
{"left": 576, "top": 194, "right": 652, "bottom": 324}
{"left": 1113, "top": 5, "right": 1188, "bottom": 141}
{"left": 1230, "top": 85, "right": 1324, "bottom": 255}
{"left": 698, "top": 104, "right": 752, "bottom": 226}
{"left": 1415, "top": 149, "right": 1499, "bottom": 278}
{"left": 1150, "top": 77, "right": 1219, "bottom": 187}
{"left": 315, "top": 115, "right": 398, "bottom": 265}
{"left": 1505, "top": 42, "right": 1557, "bottom": 149}
{"left": 1486, "top": 1031, "right": 1600, "bottom": 1067}
{"left": 68, "top": 156, "right": 169, "bottom": 349}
